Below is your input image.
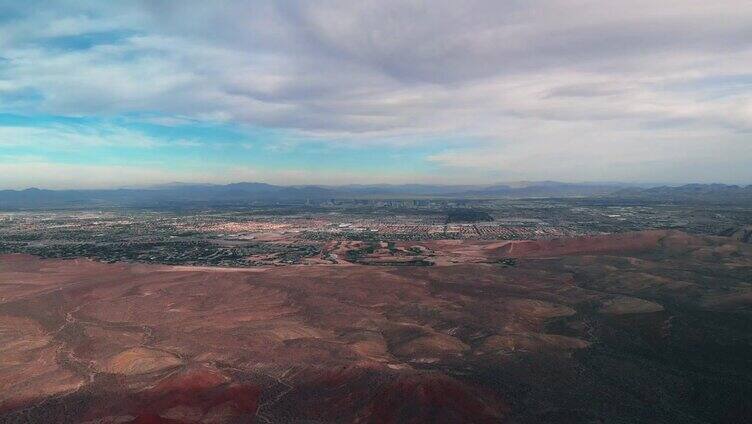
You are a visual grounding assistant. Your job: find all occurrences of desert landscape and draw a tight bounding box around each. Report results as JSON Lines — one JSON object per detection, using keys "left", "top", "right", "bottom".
{"left": 1, "top": 229, "right": 750, "bottom": 423}
{"left": 2, "top": 1, "right": 752, "bottom": 422}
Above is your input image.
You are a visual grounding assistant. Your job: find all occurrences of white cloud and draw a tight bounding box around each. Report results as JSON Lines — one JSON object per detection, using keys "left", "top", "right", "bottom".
{"left": 0, "top": 124, "right": 161, "bottom": 148}
{"left": 0, "top": 0, "right": 750, "bottom": 183}
{"left": 0, "top": 124, "right": 208, "bottom": 151}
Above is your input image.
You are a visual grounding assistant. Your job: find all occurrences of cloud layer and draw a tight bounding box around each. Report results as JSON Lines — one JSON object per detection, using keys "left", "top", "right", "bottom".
{"left": 1, "top": 0, "right": 751, "bottom": 185}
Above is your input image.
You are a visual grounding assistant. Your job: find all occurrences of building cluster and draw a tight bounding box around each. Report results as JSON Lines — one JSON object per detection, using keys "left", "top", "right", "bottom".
{"left": 2, "top": 199, "right": 750, "bottom": 267}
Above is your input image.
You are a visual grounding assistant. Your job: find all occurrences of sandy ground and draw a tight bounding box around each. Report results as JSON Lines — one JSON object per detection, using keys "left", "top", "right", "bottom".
{"left": 0, "top": 230, "right": 750, "bottom": 423}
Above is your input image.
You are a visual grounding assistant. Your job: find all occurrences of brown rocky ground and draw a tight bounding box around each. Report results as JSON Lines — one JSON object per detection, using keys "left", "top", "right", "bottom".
{"left": 0, "top": 230, "right": 750, "bottom": 423}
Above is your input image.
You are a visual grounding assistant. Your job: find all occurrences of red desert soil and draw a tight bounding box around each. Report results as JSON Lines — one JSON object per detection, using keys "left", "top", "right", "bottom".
{"left": 0, "top": 230, "right": 750, "bottom": 422}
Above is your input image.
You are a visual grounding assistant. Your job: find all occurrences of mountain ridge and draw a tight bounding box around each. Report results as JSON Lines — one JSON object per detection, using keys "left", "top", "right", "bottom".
{"left": 0, "top": 182, "right": 750, "bottom": 209}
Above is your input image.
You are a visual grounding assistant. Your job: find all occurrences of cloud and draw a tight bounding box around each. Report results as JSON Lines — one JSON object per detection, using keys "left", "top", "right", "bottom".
{"left": 0, "top": 0, "right": 750, "bottom": 183}
{"left": 0, "top": 124, "right": 161, "bottom": 149}
{"left": 427, "top": 125, "right": 752, "bottom": 183}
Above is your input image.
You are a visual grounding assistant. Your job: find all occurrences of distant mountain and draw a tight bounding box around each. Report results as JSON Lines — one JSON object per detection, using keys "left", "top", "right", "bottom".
{"left": 1, "top": 181, "right": 749, "bottom": 209}
{"left": 331, "top": 184, "right": 485, "bottom": 196}
{"left": 0, "top": 183, "right": 338, "bottom": 209}
{"left": 457, "top": 181, "right": 626, "bottom": 198}
{"left": 612, "top": 184, "right": 752, "bottom": 203}
{"left": 143, "top": 182, "right": 217, "bottom": 189}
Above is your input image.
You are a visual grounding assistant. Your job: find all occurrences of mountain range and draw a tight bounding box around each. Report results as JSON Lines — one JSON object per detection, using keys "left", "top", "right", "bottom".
{"left": 0, "top": 181, "right": 750, "bottom": 209}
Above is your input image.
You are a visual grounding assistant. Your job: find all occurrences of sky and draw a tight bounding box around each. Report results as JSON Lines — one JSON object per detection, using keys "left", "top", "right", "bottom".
{"left": 0, "top": 0, "right": 751, "bottom": 189}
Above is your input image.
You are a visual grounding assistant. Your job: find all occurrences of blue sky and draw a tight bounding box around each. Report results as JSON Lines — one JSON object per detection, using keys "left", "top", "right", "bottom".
{"left": 1, "top": 1, "right": 751, "bottom": 188}
{"left": 0, "top": 113, "right": 439, "bottom": 173}
{"left": 0, "top": 112, "right": 457, "bottom": 188}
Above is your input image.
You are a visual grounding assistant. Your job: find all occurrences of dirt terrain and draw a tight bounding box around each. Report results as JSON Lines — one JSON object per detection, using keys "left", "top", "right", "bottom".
{"left": 0, "top": 230, "right": 750, "bottom": 423}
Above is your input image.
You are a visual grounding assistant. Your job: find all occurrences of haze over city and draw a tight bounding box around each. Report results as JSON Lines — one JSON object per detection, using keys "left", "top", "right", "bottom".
{"left": 1, "top": 1, "right": 751, "bottom": 189}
